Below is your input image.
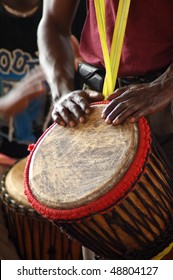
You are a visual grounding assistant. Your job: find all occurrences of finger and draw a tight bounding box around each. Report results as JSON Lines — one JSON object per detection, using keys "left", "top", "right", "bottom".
{"left": 112, "top": 108, "right": 138, "bottom": 125}
{"left": 106, "top": 88, "right": 127, "bottom": 101}
{"left": 107, "top": 83, "right": 146, "bottom": 101}
{"left": 51, "top": 111, "right": 66, "bottom": 126}
{"left": 101, "top": 98, "right": 120, "bottom": 119}
{"left": 107, "top": 106, "right": 139, "bottom": 126}
{"left": 65, "top": 99, "right": 87, "bottom": 123}
{"left": 53, "top": 106, "right": 77, "bottom": 127}
{"left": 103, "top": 101, "right": 129, "bottom": 124}
{"left": 104, "top": 100, "right": 141, "bottom": 125}
{"left": 84, "top": 89, "right": 104, "bottom": 102}
{"left": 103, "top": 87, "right": 145, "bottom": 119}
{"left": 73, "top": 93, "right": 91, "bottom": 114}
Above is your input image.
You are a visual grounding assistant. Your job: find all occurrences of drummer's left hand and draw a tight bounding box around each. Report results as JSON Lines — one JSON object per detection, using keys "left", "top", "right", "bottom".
{"left": 101, "top": 64, "right": 173, "bottom": 125}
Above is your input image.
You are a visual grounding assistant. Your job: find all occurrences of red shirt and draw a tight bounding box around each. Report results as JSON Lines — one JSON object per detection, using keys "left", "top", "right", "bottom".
{"left": 80, "top": 0, "right": 173, "bottom": 77}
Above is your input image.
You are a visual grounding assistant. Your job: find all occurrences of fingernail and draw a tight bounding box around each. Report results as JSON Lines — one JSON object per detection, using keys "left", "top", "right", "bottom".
{"left": 69, "top": 121, "right": 76, "bottom": 127}
{"left": 79, "top": 116, "right": 85, "bottom": 123}
{"left": 85, "top": 109, "right": 90, "bottom": 114}
{"left": 101, "top": 113, "right": 105, "bottom": 119}
{"left": 130, "top": 117, "right": 135, "bottom": 122}
{"left": 113, "top": 119, "right": 119, "bottom": 125}
{"left": 105, "top": 118, "right": 111, "bottom": 124}
{"left": 60, "top": 121, "right": 66, "bottom": 126}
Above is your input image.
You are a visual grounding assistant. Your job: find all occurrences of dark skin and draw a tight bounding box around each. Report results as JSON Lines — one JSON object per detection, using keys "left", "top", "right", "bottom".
{"left": 103, "top": 64, "right": 173, "bottom": 125}
{"left": 38, "top": 0, "right": 173, "bottom": 127}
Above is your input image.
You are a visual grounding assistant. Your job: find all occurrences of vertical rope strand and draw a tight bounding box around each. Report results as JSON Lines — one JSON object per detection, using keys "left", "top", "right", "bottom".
{"left": 94, "top": 0, "right": 113, "bottom": 95}
{"left": 110, "top": 0, "right": 131, "bottom": 91}
{"left": 94, "top": 0, "right": 131, "bottom": 98}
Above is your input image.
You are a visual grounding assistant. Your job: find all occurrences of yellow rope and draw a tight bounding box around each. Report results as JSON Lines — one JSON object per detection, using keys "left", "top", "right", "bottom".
{"left": 94, "top": 0, "right": 113, "bottom": 94}
{"left": 94, "top": 0, "right": 131, "bottom": 98}
{"left": 110, "top": 0, "right": 131, "bottom": 93}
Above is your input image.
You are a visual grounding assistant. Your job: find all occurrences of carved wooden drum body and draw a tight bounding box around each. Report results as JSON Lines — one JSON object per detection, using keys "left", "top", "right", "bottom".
{"left": 0, "top": 158, "right": 82, "bottom": 260}
{"left": 24, "top": 103, "right": 173, "bottom": 260}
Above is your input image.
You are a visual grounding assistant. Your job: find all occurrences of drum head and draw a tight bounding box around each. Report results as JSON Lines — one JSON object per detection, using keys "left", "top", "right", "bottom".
{"left": 5, "top": 158, "right": 30, "bottom": 207}
{"left": 26, "top": 103, "right": 139, "bottom": 210}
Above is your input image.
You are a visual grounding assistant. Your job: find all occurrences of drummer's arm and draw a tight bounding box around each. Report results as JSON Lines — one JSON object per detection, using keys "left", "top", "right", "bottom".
{"left": 37, "top": 0, "right": 80, "bottom": 102}
{"left": 0, "top": 65, "right": 47, "bottom": 117}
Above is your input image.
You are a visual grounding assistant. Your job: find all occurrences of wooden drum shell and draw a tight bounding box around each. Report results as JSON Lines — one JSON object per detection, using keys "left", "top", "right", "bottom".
{"left": 58, "top": 141, "right": 173, "bottom": 259}
{"left": 24, "top": 103, "right": 173, "bottom": 260}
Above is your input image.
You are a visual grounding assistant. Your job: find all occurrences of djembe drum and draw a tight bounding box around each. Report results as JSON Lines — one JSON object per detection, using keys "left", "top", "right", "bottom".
{"left": 0, "top": 158, "right": 82, "bottom": 260}
{"left": 24, "top": 102, "right": 173, "bottom": 260}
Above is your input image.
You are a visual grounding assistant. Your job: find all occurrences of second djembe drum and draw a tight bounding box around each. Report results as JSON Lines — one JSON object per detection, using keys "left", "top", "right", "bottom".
{"left": 0, "top": 158, "right": 82, "bottom": 260}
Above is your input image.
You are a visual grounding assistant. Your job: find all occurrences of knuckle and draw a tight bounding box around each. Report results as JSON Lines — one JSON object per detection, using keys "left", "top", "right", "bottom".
{"left": 59, "top": 107, "right": 67, "bottom": 114}
{"left": 119, "top": 101, "right": 128, "bottom": 109}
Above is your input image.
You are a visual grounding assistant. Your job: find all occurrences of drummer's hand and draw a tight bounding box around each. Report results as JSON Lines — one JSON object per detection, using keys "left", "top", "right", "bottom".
{"left": 52, "top": 89, "right": 104, "bottom": 127}
{"left": 101, "top": 64, "right": 173, "bottom": 125}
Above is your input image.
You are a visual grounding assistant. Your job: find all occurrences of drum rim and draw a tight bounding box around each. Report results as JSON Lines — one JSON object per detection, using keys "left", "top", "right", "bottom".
{"left": 24, "top": 101, "right": 151, "bottom": 221}
{"left": 0, "top": 164, "right": 37, "bottom": 215}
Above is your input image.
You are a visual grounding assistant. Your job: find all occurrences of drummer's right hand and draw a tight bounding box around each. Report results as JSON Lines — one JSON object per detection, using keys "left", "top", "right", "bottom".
{"left": 52, "top": 90, "right": 104, "bottom": 127}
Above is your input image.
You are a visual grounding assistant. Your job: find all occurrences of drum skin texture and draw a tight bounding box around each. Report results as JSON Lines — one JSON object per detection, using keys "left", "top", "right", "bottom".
{"left": 24, "top": 102, "right": 173, "bottom": 260}
{"left": 0, "top": 158, "right": 82, "bottom": 260}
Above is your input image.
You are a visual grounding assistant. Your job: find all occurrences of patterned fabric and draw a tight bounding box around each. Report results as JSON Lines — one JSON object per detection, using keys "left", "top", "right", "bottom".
{"left": 0, "top": 2, "right": 51, "bottom": 158}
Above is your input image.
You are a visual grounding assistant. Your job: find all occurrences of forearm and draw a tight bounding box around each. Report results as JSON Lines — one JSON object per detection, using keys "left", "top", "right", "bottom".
{"left": 37, "top": 2, "right": 78, "bottom": 102}
{"left": 21, "top": 64, "right": 46, "bottom": 86}
{"left": 0, "top": 66, "right": 46, "bottom": 116}
{"left": 36, "top": 0, "right": 95, "bottom": 127}
{"left": 151, "top": 63, "right": 173, "bottom": 102}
